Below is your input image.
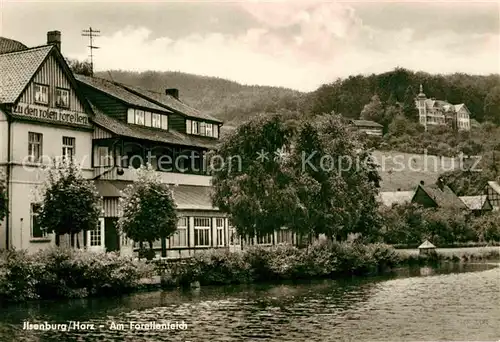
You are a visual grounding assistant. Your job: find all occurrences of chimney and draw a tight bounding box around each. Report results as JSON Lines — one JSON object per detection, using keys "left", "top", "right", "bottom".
{"left": 47, "top": 30, "right": 61, "bottom": 51}
{"left": 166, "top": 88, "right": 179, "bottom": 99}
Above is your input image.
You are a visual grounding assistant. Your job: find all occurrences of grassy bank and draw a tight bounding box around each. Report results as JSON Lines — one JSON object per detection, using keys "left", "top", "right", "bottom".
{"left": 156, "top": 242, "right": 500, "bottom": 288}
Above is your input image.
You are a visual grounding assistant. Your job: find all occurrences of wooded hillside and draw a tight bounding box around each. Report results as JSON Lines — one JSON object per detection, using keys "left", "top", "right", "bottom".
{"left": 92, "top": 67, "right": 500, "bottom": 126}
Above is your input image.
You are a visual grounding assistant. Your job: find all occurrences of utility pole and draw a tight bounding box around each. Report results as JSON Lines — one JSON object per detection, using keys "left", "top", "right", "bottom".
{"left": 81, "top": 27, "right": 100, "bottom": 76}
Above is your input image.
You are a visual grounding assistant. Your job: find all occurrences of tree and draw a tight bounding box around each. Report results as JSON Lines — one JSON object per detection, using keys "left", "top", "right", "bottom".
{"left": 402, "top": 86, "right": 418, "bottom": 121}
{"left": 66, "top": 58, "right": 93, "bottom": 76}
{"left": 360, "top": 94, "right": 385, "bottom": 123}
{"left": 211, "top": 111, "right": 382, "bottom": 242}
{"left": 37, "top": 160, "right": 101, "bottom": 247}
{"left": 0, "top": 168, "right": 7, "bottom": 223}
{"left": 483, "top": 86, "right": 500, "bottom": 124}
{"left": 118, "top": 164, "right": 178, "bottom": 259}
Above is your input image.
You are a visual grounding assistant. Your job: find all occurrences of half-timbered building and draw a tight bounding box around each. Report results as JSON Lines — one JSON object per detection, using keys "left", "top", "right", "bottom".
{"left": 0, "top": 31, "right": 297, "bottom": 257}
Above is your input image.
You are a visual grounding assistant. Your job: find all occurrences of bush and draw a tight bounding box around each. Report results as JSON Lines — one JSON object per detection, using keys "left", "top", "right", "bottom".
{"left": 167, "top": 241, "right": 403, "bottom": 286}
{"left": 0, "top": 249, "right": 39, "bottom": 302}
{"left": 0, "top": 247, "right": 154, "bottom": 302}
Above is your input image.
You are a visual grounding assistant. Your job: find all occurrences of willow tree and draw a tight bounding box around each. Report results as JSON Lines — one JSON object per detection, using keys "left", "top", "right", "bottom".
{"left": 211, "top": 111, "right": 382, "bottom": 242}
{"left": 118, "top": 164, "right": 177, "bottom": 259}
{"left": 37, "top": 160, "right": 101, "bottom": 247}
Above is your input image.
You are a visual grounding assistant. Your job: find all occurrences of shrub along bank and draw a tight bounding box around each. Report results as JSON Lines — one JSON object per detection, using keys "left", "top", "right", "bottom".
{"left": 1, "top": 242, "right": 498, "bottom": 303}
{"left": 158, "top": 241, "right": 499, "bottom": 288}
{"left": 0, "top": 248, "right": 154, "bottom": 303}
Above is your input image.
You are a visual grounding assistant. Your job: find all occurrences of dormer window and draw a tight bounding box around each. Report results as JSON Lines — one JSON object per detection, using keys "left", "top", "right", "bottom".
{"left": 127, "top": 108, "right": 169, "bottom": 131}
{"left": 152, "top": 113, "right": 161, "bottom": 128}
{"left": 135, "top": 110, "right": 145, "bottom": 125}
{"left": 186, "top": 119, "right": 219, "bottom": 138}
{"left": 34, "top": 84, "right": 49, "bottom": 105}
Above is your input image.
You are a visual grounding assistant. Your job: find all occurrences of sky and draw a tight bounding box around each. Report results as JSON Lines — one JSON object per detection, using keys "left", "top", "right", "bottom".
{"left": 1, "top": 0, "right": 499, "bottom": 92}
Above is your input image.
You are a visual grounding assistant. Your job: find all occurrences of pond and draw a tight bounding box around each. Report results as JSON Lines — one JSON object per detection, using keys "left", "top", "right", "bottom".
{"left": 0, "top": 262, "right": 498, "bottom": 341}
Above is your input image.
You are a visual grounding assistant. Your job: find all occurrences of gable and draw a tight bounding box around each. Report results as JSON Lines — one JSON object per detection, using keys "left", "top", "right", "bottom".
{"left": 482, "top": 198, "right": 493, "bottom": 210}
{"left": 11, "top": 53, "right": 92, "bottom": 128}
{"left": 456, "top": 105, "right": 470, "bottom": 118}
{"left": 411, "top": 186, "right": 437, "bottom": 207}
{"left": 0, "top": 45, "right": 52, "bottom": 103}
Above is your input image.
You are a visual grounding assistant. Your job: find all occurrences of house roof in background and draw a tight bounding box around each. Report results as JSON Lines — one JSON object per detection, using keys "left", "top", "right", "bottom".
{"left": 94, "top": 180, "right": 217, "bottom": 211}
{"left": 418, "top": 240, "right": 435, "bottom": 249}
{"left": 0, "top": 45, "right": 53, "bottom": 103}
{"left": 119, "top": 83, "right": 222, "bottom": 124}
{"left": 351, "top": 120, "right": 383, "bottom": 128}
{"left": 91, "top": 105, "right": 218, "bottom": 149}
{"left": 76, "top": 74, "right": 169, "bottom": 113}
{"left": 377, "top": 191, "right": 414, "bottom": 207}
{"left": 414, "top": 184, "right": 467, "bottom": 209}
{"left": 459, "top": 195, "right": 490, "bottom": 211}
{"left": 487, "top": 181, "right": 500, "bottom": 195}
{"left": 0, "top": 37, "right": 28, "bottom": 54}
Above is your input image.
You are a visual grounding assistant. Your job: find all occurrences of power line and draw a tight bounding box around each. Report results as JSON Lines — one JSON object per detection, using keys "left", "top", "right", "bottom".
{"left": 81, "top": 27, "right": 100, "bottom": 76}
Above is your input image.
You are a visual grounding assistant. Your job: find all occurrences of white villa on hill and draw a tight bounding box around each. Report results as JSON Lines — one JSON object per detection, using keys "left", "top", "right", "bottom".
{"left": 416, "top": 85, "right": 471, "bottom": 131}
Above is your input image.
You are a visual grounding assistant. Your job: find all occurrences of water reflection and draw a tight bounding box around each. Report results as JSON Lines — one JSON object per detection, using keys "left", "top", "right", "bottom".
{"left": 0, "top": 263, "right": 498, "bottom": 342}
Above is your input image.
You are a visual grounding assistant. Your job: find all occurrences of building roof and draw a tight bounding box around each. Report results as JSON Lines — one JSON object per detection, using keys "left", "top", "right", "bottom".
{"left": 0, "top": 37, "right": 28, "bottom": 54}
{"left": 91, "top": 105, "right": 218, "bottom": 149}
{"left": 487, "top": 181, "right": 500, "bottom": 195}
{"left": 119, "top": 83, "right": 222, "bottom": 123}
{"left": 0, "top": 45, "right": 53, "bottom": 103}
{"left": 377, "top": 191, "right": 414, "bottom": 207}
{"left": 75, "top": 74, "right": 169, "bottom": 113}
{"left": 459, "top": 195, "right": 490, "bottom": 211}
{"left": 413, "top": 183, "right": 467, "bottom": 209}
{"left": 351, "top": 120, "right": 383, "bottom": 128}
{"left": 94, "top": 180, "right": 217, "bottom": 211}
{"left": 418, "top": 240, "right": 435, "bottom": 249}
{"left": 470, "top": 119, "right": 480, "bottom": 127}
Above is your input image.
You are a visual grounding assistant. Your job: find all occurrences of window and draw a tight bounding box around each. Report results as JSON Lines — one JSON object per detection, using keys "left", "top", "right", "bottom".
{"left": 277, "top": 228, "right": 293, "bottom": 244}
{"left": 90, "top": 227, "right": 102, "bottom": 246}
{"left": 152, "top": 113, "right": 161, "bottom": 128}
{"left": 161, "top": 115, "right": 169, "bottom": 130}
{"left": 186, "top": 119, "right": 192, "bottom": 134}
{"left": 145, "top": 111, "right": 152, "bottom": 127}
{"left": 216, "top": 218, "right": 224, "bottom": 246}
{"left": 192, "top": 121, "right": 199, "bottom": 134}
{"left": 127, "top": 109, "right": 134, "bottom": 124}
{"left": 257, "top": 233, "right": 273, "bottom": 245}
{"left": 171, "top": 217, "right": 188, "bottom": 247}
{"left": 62, "top": 137, "right": 75, "bottom": 160}
{"left": 94, "top": 146, "right": 111, "bottom": 167}
{"left": 206, "top": 123, "right": 213, "bottom": 137}
{"left": 34, "top": 84, "right": 49, "bottom": 104}
{"left": 199, "top": 122, "right": 206, "bottom": 136}
{"left": 194, "top": 217, "right": 211, "bottom": 247}
{"left": 213, "top": 125, "right": 219, "bottom": 139}
{"left": 229, "top": 227, "right": 239, "bottom": 245}
{"left": 31, "top": 203, "right": 46, "bottom": 239}
{"left": 28, "top": 132, "right": 43, "bottom": 163}
{"left": 135, "top": 110, "right": 145, "bottom": 125}
{"left": 55, "top": 88, "right": 70, "bottom": 108}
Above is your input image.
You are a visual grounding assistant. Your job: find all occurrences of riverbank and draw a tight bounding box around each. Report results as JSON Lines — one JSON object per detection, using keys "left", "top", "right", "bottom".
{"left": 1, "top": 243, "right": 498, "bottom": 303}
{"left": 0, "top": 263, "right": 498, "bottom": 342}
{"left": 152, "top": 242, "right": 499, "bottom": 289}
